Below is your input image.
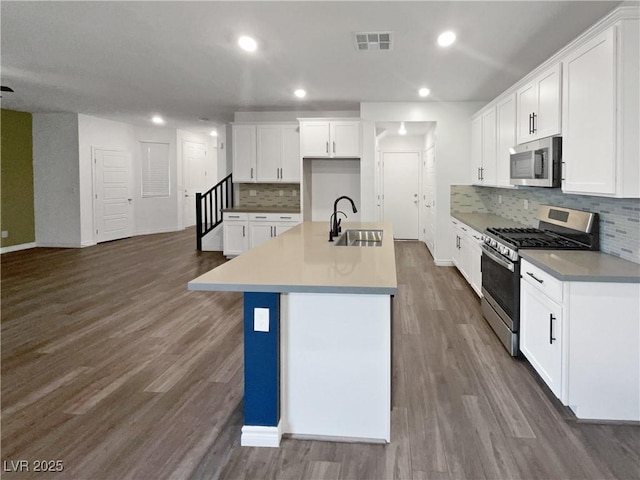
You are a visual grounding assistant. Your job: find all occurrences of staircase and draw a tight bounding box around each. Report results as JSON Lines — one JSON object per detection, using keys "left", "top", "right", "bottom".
{"left": 196, "top": 173, "right": 233, "bottom": 250}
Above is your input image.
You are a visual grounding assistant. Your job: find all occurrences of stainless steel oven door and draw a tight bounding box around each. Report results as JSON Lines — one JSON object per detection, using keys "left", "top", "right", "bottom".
{"left": 480, "top": 245, "right": 520, "bottom": 330}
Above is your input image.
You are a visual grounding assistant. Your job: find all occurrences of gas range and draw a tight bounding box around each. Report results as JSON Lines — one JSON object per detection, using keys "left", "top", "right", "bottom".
{"left": 482, "top": 225, "right": 597, "bottom": 262}
{"left": 480, "top": 205, "right": 599, "bottom": 356}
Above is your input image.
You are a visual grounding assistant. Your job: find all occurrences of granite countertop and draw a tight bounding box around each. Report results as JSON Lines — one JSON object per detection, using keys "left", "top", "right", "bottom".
{"left": 188, "top": 221, "right": 398, "bottom": 295}
{"left": 451, "top": 212, "right": 528, "bottom": 233}
{"left": 223, "top": 206, "right": 301, "bottom": 214}
{"left": 520, "top": 250, "right": 640, "bottom": 283}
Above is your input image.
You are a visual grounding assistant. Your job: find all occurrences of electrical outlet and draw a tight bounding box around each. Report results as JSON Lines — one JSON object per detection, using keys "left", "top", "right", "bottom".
{"left": 253, "top": 308, "right": 269, "bottom": 332}
{"left": 1, "top": 231, "right": 8, "bottom": 239}
{"left": 498, "top": 195, "right": 503, "bottom": 204}
{"left": 249, "top": 190, "right": 257, "bottom": 197}
{"left": 279, "top": 190, "right": 284, "bottom": 196}
{"left": 292, "top": 189, "right": 297, "bottom": 196}
{"left": 524, "top": 199, "right": 529, "bottom": 210}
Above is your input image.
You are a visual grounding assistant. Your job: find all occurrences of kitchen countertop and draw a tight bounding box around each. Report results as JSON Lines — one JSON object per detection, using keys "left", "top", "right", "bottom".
{"left": 223, "top": 206, "right": 301, "bottom": 214}
{"left": 520, "top": 250, "right": 640, "bottom": 283}
{"left": 451, "top": 212, "right": 528, "bottom": 233}
{"left": 188, "top": 221, "right": 398, "bottom": 295}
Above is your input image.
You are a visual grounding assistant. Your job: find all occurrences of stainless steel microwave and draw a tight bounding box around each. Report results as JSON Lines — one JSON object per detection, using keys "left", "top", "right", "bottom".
{"left": 509, "top": 136, "right": 562, "bottom": 187}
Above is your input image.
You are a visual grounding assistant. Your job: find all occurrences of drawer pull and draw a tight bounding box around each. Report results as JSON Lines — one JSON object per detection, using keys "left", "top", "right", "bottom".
{"left": 526, "top": 271, "right": 544, "bottom": 284}
{"left": 280, "top": 216, "right": 292, "bottom": 219}
{"left": 255, "top": 216, "right": 267, "bottom": 219}
{"left": 229, "top": 215, "right": 240, "bottom": 219}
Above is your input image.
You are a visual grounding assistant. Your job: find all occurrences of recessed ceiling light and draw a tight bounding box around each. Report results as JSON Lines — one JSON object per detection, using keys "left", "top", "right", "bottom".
{"left": 238, "top": 36, "right": 258, "bottom": 52}
{"left": 437, "top": 31, "right": 456, "bottom": 47}
{"left": 294, "top": 89, "right": 306, "bottom": 99}
{"left": 398, "top": 122, "right": 407, "bottom": 136}
{"left": 210, "top": 130, "right": 218, "bottom": 137}
{"left": 418, "top": 87, "right": 430, "bottom": 97}
{"left": 151, "top": 115, "right": 165, "bottom": 125}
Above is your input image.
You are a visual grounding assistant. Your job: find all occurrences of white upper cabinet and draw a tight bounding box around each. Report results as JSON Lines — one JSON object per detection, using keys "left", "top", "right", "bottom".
{"left": 280, "top": 125, "right": 301, "bottom": 182}
{"left": 232, "top": 125, "right": 257, "bottom": 182}
{"left": 470, "top": 106, "right": 498, "bottom": 186}
{"left": 562, "top": 20, "right": 639, "bottom": 197}
{"left": 470, "top": 115, "right": 482, "bottom": 185}
{"left": 300, "top": 119, "right": 361, "bottom": 158}
{"left": 481, "top": 108, "right": 497, "bottom": 185}
{"left": 496, "top": 93, "right": 516, "bottom": 187}
{"left": 516, "top": 63, "right": 562, "bottom": 144}
{"left": 233, "top": 123, "right": 301, "bottom": 184}
{"left": 256, "top": 124, "right": 300, "bottom": 183}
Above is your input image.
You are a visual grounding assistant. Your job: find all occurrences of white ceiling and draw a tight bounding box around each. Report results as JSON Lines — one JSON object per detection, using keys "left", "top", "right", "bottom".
{"left": 0, "top": 1, "right": 623, "bottom": 134}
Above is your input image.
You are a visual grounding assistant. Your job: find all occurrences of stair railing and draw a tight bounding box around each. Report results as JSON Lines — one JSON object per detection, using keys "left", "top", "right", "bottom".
{"left": 196, "top": 173, "right": 233, "bottom": 250}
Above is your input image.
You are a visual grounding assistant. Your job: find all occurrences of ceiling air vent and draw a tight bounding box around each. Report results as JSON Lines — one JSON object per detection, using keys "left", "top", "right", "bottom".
{"left": 354, "top": 32, "right": 392, "bottom": 51}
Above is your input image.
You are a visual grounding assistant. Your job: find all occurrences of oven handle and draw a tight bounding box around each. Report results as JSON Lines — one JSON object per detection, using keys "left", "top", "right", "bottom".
{"left": 481, "top": 245, "right": 515, "bottom": 272}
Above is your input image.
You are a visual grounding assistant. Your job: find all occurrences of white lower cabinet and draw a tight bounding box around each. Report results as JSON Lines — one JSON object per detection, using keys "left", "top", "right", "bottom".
{"left": 451, "top": 218, "right": 483, "bottom": 297}
{"left": 224, "top": 212, "right": 301, "bottom": 257}
{"left": 520, "top": 278, "right": 563, "bottom": 398}
{"left": 520, "top": 258, "right": 640, "bottom": 421}
{"left": 223, "top": 212, "right": 249, "bottom": 257}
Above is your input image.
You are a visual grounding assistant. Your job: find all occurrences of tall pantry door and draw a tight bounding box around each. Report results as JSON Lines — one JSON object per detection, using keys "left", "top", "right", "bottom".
{"left": 382, "top": 151, "right": 420, "bottom": 240}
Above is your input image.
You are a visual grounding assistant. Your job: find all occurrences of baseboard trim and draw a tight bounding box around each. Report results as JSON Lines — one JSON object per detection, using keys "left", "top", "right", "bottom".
{"left": 0, "top": 242, "right": 37, "bottom": 254}
{"left": 435, "top": 260, "right": 454, "bottom": 267}
{"left": 35, "top": 241, "right": 83, "bottom": 249}
{"left": 241, "top": 423, "right": 282, "bottom": 447}
{"left": 134, "top": 226, "right": 183, "bottom": 236}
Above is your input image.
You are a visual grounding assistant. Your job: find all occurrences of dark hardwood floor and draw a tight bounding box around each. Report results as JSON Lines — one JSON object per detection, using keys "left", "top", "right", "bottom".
{"left": 2, "top": 229, "right": 638, "bottom": 480}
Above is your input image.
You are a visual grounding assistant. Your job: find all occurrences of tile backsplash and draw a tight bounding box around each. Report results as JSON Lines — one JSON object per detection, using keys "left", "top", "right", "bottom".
{"left": 451, "top": 185, "right": 640, "bottom": 264}
{"left": 237, "top": 183, "right": 300, "bottom": 209}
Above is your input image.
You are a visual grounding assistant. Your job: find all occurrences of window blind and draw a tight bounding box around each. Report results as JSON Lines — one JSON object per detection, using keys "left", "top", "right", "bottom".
{"left": 140, "top": 142, "right": 170, "bottom": 198}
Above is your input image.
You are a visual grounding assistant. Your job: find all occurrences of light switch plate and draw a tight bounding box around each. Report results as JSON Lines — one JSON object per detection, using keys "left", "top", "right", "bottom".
{"left": 254, "top": 308, "right": 270, "bottom": 332}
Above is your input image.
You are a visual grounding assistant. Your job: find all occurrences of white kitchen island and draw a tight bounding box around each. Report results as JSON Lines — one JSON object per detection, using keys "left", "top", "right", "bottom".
{"left": 188, "top": 221, "right": 397, "bottom": 447}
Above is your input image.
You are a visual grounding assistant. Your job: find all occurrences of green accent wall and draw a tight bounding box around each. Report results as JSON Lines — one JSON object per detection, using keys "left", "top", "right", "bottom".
{"left": 1, "top": 109, "right": 35, "bottom": 247}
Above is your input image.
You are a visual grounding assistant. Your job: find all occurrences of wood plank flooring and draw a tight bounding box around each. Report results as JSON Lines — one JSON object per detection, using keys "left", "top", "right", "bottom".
{"left": 2, "top": 229, "right": 639, "bottom": 479}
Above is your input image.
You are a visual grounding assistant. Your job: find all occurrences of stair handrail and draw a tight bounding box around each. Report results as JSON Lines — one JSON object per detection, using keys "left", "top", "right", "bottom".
{"left": 196, "top": 173, "right": 233, "bottom": 250}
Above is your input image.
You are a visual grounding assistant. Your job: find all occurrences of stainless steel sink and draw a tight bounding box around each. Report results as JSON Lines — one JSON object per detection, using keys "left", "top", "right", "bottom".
{"left": 334, "top": 229, "right": 383, "bottom": 247}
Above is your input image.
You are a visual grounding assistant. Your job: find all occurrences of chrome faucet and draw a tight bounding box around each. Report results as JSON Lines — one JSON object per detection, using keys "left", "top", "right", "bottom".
{"left": 329, "top": 196, "right": 358, "bottom": 241}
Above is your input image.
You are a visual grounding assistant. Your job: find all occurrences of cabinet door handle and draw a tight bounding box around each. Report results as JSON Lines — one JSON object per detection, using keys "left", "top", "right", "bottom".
{"left": 529, "top": 113, "right": 533, "bottom": 134}
{"left": 242, "top": 225, "right": 245, "bottom": 237}
{"left": 481, "top": 167, "right": 484, "bottom": 180}
{"left": 561, "top": 161, "right": 566, "bottom": 181}
{"left": 326, "top": 141, "right": 329, "bottom": 154}
{"left": 526, "top": 271, "right": 544, "bottom": 283}
{"left": 532, "top": 112, "right": 537, "bottom": 133}
{"left": 250, "top": 167, "right": 254, "bottom": 179}
{"left": 549, "top": 313, "right": 556, "bottom": 344}
{"left": 333, "top": 141, "right": 336, "bottom": 154}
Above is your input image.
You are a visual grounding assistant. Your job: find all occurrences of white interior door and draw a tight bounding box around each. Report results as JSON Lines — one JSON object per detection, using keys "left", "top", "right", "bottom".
{"left": 93, "top": 148, "right": 133, "bottom": 243}
{"left": 382, "top": 151, "right": 420, "bottom": 240}
{"left": 423, "top": 146, "right": 436, "bottom": 254}
{"left": 183, "top": 140, "right": 209, "bottom": 227}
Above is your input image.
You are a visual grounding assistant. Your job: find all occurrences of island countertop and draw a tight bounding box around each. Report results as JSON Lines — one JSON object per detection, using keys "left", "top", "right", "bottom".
{"left": 188, "top": 221, "right": 398, "bottom": 295}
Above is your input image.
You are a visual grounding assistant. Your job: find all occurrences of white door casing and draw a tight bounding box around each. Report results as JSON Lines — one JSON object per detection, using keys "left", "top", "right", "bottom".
{"left": 381, "top": 151, "right": 421, "bottom": 240}
{"left": 93, "top": 147, "right": 133, "bottom": 243}
{"left": 182, "top": 140, "right": 209, "bottom": 227}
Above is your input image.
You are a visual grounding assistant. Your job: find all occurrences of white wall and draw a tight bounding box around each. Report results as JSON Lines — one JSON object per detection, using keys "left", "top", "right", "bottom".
{"left": 360, "top": 102, "right": 485, "bottom": 263}
{"left": 378, "top": 135, "right": 425, "bottom": 151}
{"left": 310, "top": 159, "right": 361, "bottom": 223}
{"left": 234, "top": 111, "right": 360, "bottom": 122}
{"left": 33, "top": 113, "right": 82, "bottom": 247}
{"left": 77, "top": 114, "right": 181, "bottom": 244}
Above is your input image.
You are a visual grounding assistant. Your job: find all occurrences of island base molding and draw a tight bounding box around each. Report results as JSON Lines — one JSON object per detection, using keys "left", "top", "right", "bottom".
{"left": 241, "top": 424, "right": 283, "bottom": 448}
